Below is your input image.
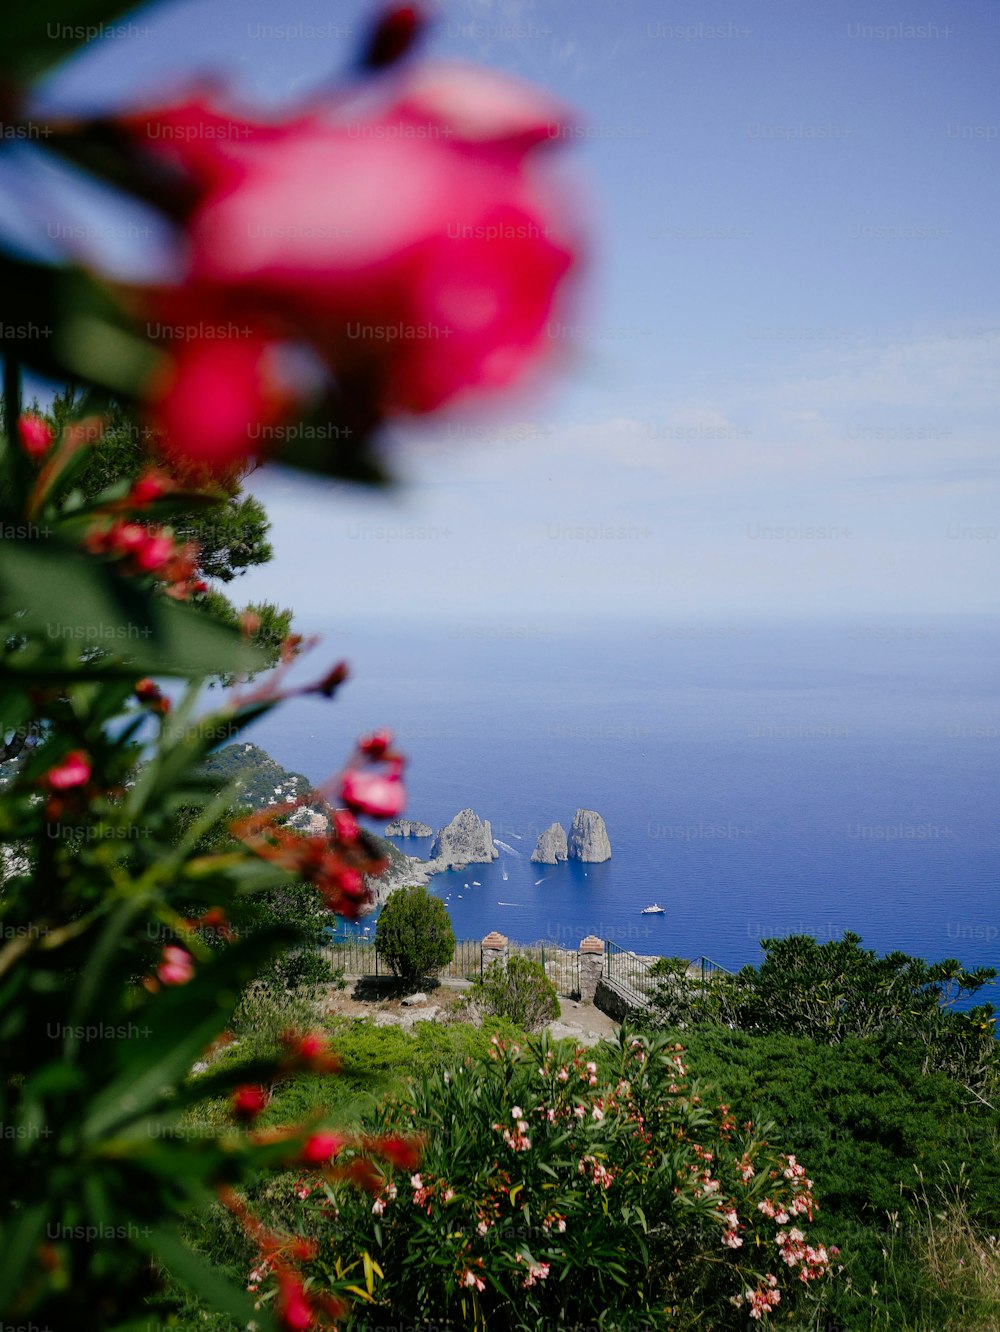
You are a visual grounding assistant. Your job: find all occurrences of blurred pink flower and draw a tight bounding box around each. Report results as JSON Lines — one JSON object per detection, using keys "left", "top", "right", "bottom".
{"left": 45, "top": 751, "right": 92, "bottom": 790}
{"left": 17, "top": 414, "right": 54, "bottom": 459}
{"left": 146, "top": 326, "right": 293, "bottom": 472}
{"left": 122, "top": 61, "right": 582, "bottom": 467}
{"left": 339, "top": 765, "right": 406, "bottom": 820}
{"left": 157, "top": 946, "right": 195, "bottom": 985}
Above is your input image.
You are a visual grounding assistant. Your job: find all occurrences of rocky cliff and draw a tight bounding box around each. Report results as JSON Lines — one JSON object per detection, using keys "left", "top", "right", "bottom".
{"left": 363, "top": 831, "right": 432, "bottom": 910}
{"left": 425, "top": 808, "right": 499, "bottom": 871}
{"left": 567, "top": 808, "right": 612, "bottom": 862}
{"left": 531, "top": 822, "right": 569, "bottom": 864}
{"left": 385, "top": 818, "right": 434, "bottom": 837}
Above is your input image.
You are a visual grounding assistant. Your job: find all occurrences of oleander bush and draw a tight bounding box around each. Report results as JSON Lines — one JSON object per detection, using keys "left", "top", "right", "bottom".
{"left": 274, "top": 1027, "right": 840, "bottom": 1330}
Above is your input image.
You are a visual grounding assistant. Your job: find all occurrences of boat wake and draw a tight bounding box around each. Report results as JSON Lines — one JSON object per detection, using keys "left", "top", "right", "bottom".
{"left": 493, "top": 839, "right": 523, "bottom": 857}
{"left": 497, "top": 901, "right": 522, "bottom": 907}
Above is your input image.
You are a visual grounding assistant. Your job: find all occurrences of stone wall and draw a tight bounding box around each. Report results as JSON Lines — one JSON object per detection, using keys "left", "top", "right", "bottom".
{"left": 594, "top": 976, "right": 653, "bottom": 1023}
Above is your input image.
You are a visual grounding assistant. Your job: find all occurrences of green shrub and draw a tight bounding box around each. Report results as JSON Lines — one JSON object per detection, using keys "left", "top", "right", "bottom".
{"left": 633, "top": 1024, "right": 1000, "bottom": 1330}
{"left": 468, "top": 954, "right": 560, "bottom": 1032}
{"left": 374, "top": 884, "right": 455, "bottom": 988}
{"left": 286, "top": 1028, "right": 840, "bottom": 1329}
{"left": 647, "top": 933, "right": 999, "bottom": 1100}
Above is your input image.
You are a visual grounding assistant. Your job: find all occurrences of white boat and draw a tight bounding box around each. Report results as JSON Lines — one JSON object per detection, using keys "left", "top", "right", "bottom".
{"left": 501, "top": 867, "right": 509, "bottom": 881}
{"left": 640, "top": 904, "right": 665, "bottom": 915}
{"left": 472, "top": 880, "right": 481, "bottom": 886}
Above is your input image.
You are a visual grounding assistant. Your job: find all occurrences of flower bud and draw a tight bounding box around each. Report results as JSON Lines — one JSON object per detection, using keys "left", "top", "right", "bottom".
{"left": 157, "top": 945, "right": 195, "bottom": 985}
{"left": 361, "top": 5, "right": 425, "bottom": 70}
{"left": 44, "top": 750, "right": 92, "bottom": 791}
{"left": 232, "top": 1085, "right": 270, "bottom": 1121}
{"left": 17, "top": 414, "right": 54, "bottom": 458}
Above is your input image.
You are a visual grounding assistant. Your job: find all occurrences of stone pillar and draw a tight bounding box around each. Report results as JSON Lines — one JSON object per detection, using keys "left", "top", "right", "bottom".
{"left": 578, "top": 935, "right": 605, "bottom": 1003}
{"left": 481, "top": 931, "right": 509, "bottom": 977}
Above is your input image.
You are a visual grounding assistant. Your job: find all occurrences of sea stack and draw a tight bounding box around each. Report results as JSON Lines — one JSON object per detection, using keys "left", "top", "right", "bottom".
{"left": 385, "top": 819, "right": 434, "bottom": 837}
{"left": 531, "top": 823, "right": 569, "bottom": 864}
{"left": 427, "top": 808, "right": 499, "bottom": 870}
{"left": 567, "top": 809, "right": 611, "bottom": 862}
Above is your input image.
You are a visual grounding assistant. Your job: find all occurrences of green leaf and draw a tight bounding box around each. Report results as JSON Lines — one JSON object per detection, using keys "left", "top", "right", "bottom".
{"left": 0, "top": 1, "right": 151, "bottom": 80}
{"left": 0, "top": 535, "right": 266, "bottom": 679}
{"left": 66, "top": 895, "right": 152, "bottom": 1056}
{"left": 82, "top": 927, "right": 296, "bottom": 1140}
{"left": 0, "top": 255, "right": 152, "bottom": 389}
{"left": 0, "top": 1203, "right": 48, "bottom": 1310}
{"left": 139, "top": 1225, "right": 279, "bottom": 1332}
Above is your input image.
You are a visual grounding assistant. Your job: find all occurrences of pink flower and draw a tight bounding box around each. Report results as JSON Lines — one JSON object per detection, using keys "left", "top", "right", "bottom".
{"left": 339, "top": 765, "right": 406, "bottom": 819}
{"left": 133, "top": 533, "right": 175, "bottom": 573}
{"left": 157, "top": 946, "right": 195, "bottom": 985}
{"left": 44, "top": 750, "right": 92, "bottom": 791}
{"left": 276, "top": 1272, "right": 313, "bottom": 1331}
{"left": 146, "top": 329, "right": 293, "bottom": 472}
{"left": 299, "top": 1131, "right": 345, "bottom": 1164}
{"left": 374, "top": 1133, "right": 421, "bottom": 1171}
{"left": 128, "top": 470, "right": 171, "bottom": 505}
{"left": 521, "top": 1260, "right": 550, "bottom": 1288}
{"left": 231, "top": 1085, "right": 269, "bottom": 1121}
{"left": 120, "top": 62, "right": 582, "bottom": 468}
{"left": 17, "top": 414, "right": 54, "bottom": 458}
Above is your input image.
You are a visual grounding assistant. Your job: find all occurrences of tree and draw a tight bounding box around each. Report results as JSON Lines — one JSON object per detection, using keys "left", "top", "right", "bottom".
{"left": 375, "top": 885, "right": 455, "bottom": 989}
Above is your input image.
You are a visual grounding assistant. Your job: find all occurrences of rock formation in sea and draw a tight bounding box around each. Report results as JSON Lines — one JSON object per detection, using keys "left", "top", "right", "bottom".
{"left": 531, "top": 822, "right": 569, "bottom": 864}
{"left": 567, "top": 808, "right": 612, "bottom": 862}
{"left": 426, "top": 808, "right": 499, "bottom": 871}
{"left": 385, "top": 818, "right": 434, "bottom": 837}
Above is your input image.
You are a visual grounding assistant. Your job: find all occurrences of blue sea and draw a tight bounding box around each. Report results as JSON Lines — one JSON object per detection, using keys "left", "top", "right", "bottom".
{"left": 242, "top": 615, "right": 1000, "bottom": 1002}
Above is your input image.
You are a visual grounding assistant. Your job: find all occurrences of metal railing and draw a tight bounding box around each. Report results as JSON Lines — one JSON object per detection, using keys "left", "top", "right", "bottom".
{"left": 323, "top": 937, "right": 582, "bottom": 997}
{"left": 322, "top": 936, "right": 729, "bottom": 1001}
{"left": 324, "top": 937, "right": 380, "bottom": 976}
{"left": 441, "top": 938, "right": 484, "bottom": 982}
{"left": 604, "top": 940, "right": 656, "bottom": 1000}
{"left": 323, "top": 937, "right": 484, "bottom": 984}
{"left": 507, "top": 941, "right": 581, "bottom": 1000}
{"left": 695, "top": 955, "right": 737, "bottom": 985}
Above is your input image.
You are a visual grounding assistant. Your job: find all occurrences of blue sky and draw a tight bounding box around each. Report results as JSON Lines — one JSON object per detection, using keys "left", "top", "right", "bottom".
{"left": 28, "top": 0, "right": 1000, "bottom": 619}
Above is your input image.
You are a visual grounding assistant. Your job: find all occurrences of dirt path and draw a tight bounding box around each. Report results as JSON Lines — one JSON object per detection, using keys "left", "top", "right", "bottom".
{"left": 316, "top": 975, "right": 621, "bottom": 1047}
